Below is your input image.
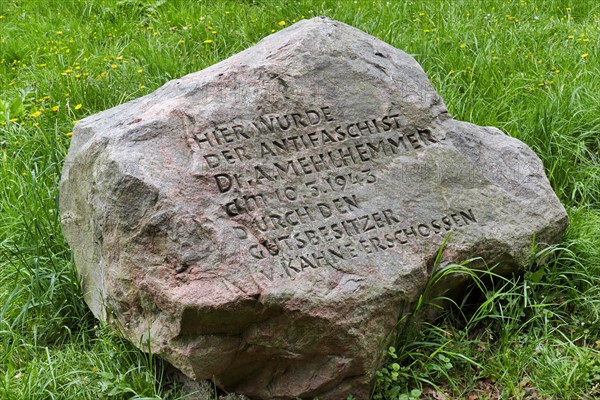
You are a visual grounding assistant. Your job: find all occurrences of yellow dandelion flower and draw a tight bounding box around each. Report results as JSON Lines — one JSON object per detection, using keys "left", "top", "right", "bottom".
{"left": 66, "top": 131, "right": 73, "bottom": 137}
{"left": 203, "top": 39, "right": 213, "bottom": 44}
{"left": 43, "top": 95, "right": 50, "bottom": 100}
{"left": 65, "top": 69, "right": 73, "bottom": 73}
{"left": 9, "top": 118, "right": 18, "bottom": 123}
{"left": 137, "top": 69, "right": 143, "bottom": 74}
{"left": 566, "top": 7, "right": 572, "bottom": 12}
{"left": 111, "top": 64, "right": 117, "bottom": 69}
{"left": 75, "top": 74, "right": 81, "bottom": 79}
{"left": 419, "top": 12, "right": 425, "bottom": 17}
{"left": 568, "top": 35, "right": 574, "bottom": 39}
{"left": 52, "top": 106, "right": 59, "bottom": 112}
{"left": 211, "top": 31, "right": 217, "bottom": 35}
{"left": 39, "top": 63, "right": 47, "bottom": 68}
{"left": 0, "top": 16, "right": 5, "bottom": 20}
{"left": 75, "top": 104, "right": 82, "bottom": 110}
{"left": 207, "top": 26, "right": 213, "bottom": 31}
{"left": 116, "top": 56, "right": 123, "bottom": 60}
{"left": 581, "top": 53, "right": 589, "bottom": 59}
{"left": 459, "top": 43, "right": 468, "bottom": 49}
{"left": 278, "top": 20, "right": 286, "bottom": 27}
{"left": 179, "top": 39, "right": 185, "bottom": 44}
{"left": 555, "top": 69, "right": 560, "bottom": 73}
{"left": 57, "top": 31, "right": 63, "bottom": 35}
{"left": 583, "top": 38, "right": 589, "bottom": 43}
{"left": 271, "top": 29, "right": 276, "bottom": 33}
{"left": 225, "top": 11, "right": 231, "bottom": 15}
{"left": 31, "top": 111, "right": 42, "bottom": 118}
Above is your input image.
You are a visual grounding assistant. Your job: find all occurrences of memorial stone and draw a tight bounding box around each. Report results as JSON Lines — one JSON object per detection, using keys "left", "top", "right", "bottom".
{"left": 60, "top": 17, "right": 568, "bottom": 399}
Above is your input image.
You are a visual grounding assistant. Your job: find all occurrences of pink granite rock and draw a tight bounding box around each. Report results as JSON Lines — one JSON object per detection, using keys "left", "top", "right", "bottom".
{"left": 60, "top": 17, "right": 568, "bottom": 399}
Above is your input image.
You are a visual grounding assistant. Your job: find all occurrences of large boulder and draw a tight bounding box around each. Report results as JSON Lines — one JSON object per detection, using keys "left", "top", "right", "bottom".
{"left": 60, "top": 17, "right": 568, "bottom": 399}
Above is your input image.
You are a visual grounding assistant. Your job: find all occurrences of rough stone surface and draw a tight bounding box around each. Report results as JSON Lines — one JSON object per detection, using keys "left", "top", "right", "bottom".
{"left": 60, "top": 17, "right": 568, "bottom": 400}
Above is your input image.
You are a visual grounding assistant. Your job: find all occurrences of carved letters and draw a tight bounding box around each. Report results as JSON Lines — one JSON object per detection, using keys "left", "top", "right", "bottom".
{"left": 190, "top": 105, "right": 476, "bottom": 279}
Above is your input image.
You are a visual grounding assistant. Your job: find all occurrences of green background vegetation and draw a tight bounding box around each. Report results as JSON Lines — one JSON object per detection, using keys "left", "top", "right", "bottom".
{"left": 1, "top": 0, "right": 598, "bottom": 398}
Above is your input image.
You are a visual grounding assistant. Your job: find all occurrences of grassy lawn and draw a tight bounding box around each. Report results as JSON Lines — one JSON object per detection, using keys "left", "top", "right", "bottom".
{"left": 1, "top": 0, "right": 598, "bottom": 399}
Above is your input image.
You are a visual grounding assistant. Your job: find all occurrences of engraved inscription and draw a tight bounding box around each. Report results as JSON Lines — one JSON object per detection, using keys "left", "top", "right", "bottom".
{"left": 187, "top": 105, "right": 477, "bottom": 279}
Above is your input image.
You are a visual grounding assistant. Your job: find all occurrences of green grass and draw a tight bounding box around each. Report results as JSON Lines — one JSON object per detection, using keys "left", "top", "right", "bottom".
{"left": 1, "top": 0, "right": 598, "bottom": 399}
